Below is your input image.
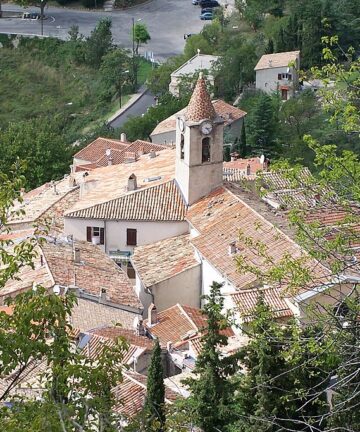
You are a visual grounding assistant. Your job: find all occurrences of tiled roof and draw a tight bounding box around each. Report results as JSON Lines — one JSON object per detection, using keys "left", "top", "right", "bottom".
{"left": 66, "top": 148, "right": 177, "bottom": 215}
{"left": 1, "top": 238, "right": 142, "bottom": 310}
{"left": 255, "top": 51, "right": 300, "bottom": 70}
{"left": 95, "top": 141, "right": 167, "bottom": 168}
{"left": 113, "top": 370, "right": 178, "bottom": 419}
{"left": 132, "top": 235, "right": 199, "bottom": 288}
{"left": 187, "top": 187, "right": 330, "bottom": 292}
{"left": 171, "top": 53, "right": 219, "bottom": 77}
{"left": 185, "top": 75, "right": 217, "bottom": 122}
{"left": 223, "top": 157, "right": 265, "bottom": 173}
{"left": 151, "top": 100, "right": 246, "bottom": 136}
{"left": 212, "top": 100, "right": 247, "bottom": 125}
{"left": 74, "top": 137, "right": 130, "bottom": 163}
{"left": 70, "top": 298, "right": 139, "bottom": 332}
{"left": 42, "top": 239, "right": 142, "bottom": 309}
{"left": 90, "top": 327, "right": 153, "bottom": 349}
{"left": 66, "top": 180, "right": 186, "bottom": 222}
{"left": 74, "top": 137, "right": 167, "bottom": 170}
{"left": 7, "top": 178, "right": 79, "bottom": 228}
{"left": 229, "top": 287, "right": 293, "bottom": 321}
{"left": 145, "top": 304, "right": 206, "bottom": 345}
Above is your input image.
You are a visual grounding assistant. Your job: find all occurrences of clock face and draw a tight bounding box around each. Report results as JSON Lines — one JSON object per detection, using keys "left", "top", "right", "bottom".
{"left": 201, "top": 121, "right": 213, "bottom": 135}
{"left": 178, "top": 118, "right": 185, "bottom": 132}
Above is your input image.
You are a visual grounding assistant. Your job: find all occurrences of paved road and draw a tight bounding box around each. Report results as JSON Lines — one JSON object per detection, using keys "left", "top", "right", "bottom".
{"left": 1, "top": 0, "right": 205, "bottom": 61}
{"left": 109, "top": 88, "right": 155, "bottom": 129}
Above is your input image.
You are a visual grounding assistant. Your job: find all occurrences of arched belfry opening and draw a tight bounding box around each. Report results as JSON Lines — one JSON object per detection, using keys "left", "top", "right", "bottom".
{"left": 202, "top": 137, "right": 211, "bottom": 163}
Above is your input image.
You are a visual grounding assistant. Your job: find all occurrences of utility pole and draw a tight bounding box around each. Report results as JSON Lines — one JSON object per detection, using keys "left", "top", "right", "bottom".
{"left": 40, "top": 0, "right": 44, "bottom": 36}
{"left": 132, "top": 17, "right": 135, "bottom": 91}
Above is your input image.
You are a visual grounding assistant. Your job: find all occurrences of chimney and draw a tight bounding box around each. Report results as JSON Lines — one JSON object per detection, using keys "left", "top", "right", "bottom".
{"left": 120, "top": 133, "right": 127, "bottom": 142}
{"left": 230, "top": 152, "right": 239, "bottom": 162}
{"left": 268, "top": 59, "right": 273, "bottom": 67}
{"left": 136, "top": 319, "right": 145, "bottom": 336}
{"left": 127, "top": 173, "right": 137, "bottom": 192}
{"left": 124, "top": 151, "right": 137, "bottom": 163}
{"left": 105, "top": 148, "right": 113, "bottom": 166}
{"left": 99, "top": 288, "right": 107, "bottom": 302}
{"left": 148, "top": 150, "right": 156, "bottom": 159}
{"left": 73, "top": 247, "right": 80, "bottom": 264}
{"left": 148, "top": 303, "right": 157, "bottom": 325}
{"left": 20, "top": 187, "right": 25, "bottom": 197}
{"left": 228, "top": 241, "right": 237, "bottom": 256}
{"left": 68, "top": 174, "right": 77, "bottom": 187}
{"left": 138, "top": 145, "right": 144, "bottom": 156}
{"left": 246, "top": 163, "right": 251, "bottom": 176}
{"left": 167, "top": 341, "right": 173, "bottom": 352}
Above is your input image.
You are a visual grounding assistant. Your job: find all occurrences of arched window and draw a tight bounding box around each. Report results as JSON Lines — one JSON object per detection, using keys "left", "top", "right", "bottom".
{"left": 202, "top": 137, "right": 210, "bottom": 163}
{"left": 180, "top": 134, "right": 185, "bottom": 160}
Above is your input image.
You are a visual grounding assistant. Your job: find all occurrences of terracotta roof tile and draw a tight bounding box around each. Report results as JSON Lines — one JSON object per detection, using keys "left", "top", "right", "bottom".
{"left": 66, "top": 180, "right": 186, "bottom": 222}
{"left": 42, "top": 239, "right": 142, "bottom": 309}
{"left": 151, "top": 100, "right": 246, "bottom": 136}
{"left": 229, "top": 287, "right": 293, "bottom": 321}
{"left": 70, "top": 298, "right": 138, "bottom": 332}
{"left": 132, "top": 235, "right": 199, "bottom": 288}
{"left": 145, "top": 304, "right": 206, "bottom": 345}
{"left": 255, "top": 51, "right": 300, "bottom": 71}
{"left": 74, "top": 137, "right": 130, "bottom": 163}
{"left": 66, "top": 148, "right": 177, "bottom": 214}
{"left": 187, "top": 187, "right": 330, "bottom": 292}
{"left": 113, "top": 370, "right": 178, "bottom": 418}
{"left": 185, "top": 76, "right": 217, "bottom": 122}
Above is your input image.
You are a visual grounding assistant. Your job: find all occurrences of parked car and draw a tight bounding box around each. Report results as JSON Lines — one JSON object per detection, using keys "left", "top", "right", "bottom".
{"left": 192, "top": 0, "right": 199, "bottom": 4}
{"left": 22, "top": 12, "right": 41, "bottom": 20}
{"left": 199, "top": 0, "right": 219, "bottom": 7}
{"left": 201, "top": 7, "right": 213, "bottom": 13}
{"left": 200, "top": 10, "right": 213, "bottom": 20}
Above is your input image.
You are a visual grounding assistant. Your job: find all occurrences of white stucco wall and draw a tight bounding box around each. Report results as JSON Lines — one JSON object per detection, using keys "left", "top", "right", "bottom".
{"left": 150, "top": 130, "right": 176, "bottom": 146}
{"left": 255, "top": 65, "right": 299, "bottom": 98}
{"left": 136, "top": 265, "right": 202, "bottom": 316}
{"left": 64, "top": 218, "right": 189, "bottom": 253}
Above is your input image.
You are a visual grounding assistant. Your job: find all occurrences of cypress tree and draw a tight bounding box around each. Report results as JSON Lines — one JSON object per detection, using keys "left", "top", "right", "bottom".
{"left": 239, "top": 123, "right": 248, "bottom": 158}
{"left": 184, "top": 282, "right": 240, "bottom": 432}
{"left": 264, "top": 38, "right": 274, "bottom": 54}
{"left": 246, "top": 94, "right": 276, "bottom": 157}
{"left": 224, "top": 146, "right": 231, "bottom": 162}
{"left": 144, "top": 339, "right": 165, "bottom": 430}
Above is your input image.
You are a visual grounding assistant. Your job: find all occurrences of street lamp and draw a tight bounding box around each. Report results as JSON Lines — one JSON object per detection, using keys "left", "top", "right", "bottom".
{"left": 40, "top": 0, "right": 45, "bottom": 36}
{"left": 119, "top": 70, "right": 130, "bottom": 108}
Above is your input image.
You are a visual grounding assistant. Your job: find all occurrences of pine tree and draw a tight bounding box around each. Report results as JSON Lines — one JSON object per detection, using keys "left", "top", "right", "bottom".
{"left": 144, "top": 339, "right": 165, "bottom": 430}
{"left": 184, "top": 282, "right": 240, "bottom": 432}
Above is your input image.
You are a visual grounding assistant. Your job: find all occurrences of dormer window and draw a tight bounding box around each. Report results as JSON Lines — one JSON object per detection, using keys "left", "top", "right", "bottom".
{"left": 202, "top": 137, "right": 210, "bottom": 163}
{"left": 180, "top": 134, "right": 185, "bottom": 160}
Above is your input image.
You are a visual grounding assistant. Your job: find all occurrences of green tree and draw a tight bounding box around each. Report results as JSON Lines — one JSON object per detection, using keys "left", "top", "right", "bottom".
{"left": 230, "top": 299, "right": 333, "bottom": 432}
{"left": 144, "top": 339, "right": 165, "bottom": 430}
{"left": 0, "top": 117, "right": 72, "bottom": 190}
{"left": 246, "top": 93, "right": 278, "bottom": 157}
{"left": 147, "top": 55, "right": 186, "bottom": 95}
{"left": 184, "top": 282, "right": 240, "bottom": 432}
{"left": 133, "top": 23, "right": 151, "bottom": 55}
{"left": 239, "top": 123, "right": 248, "bottom": 157}
{"left": 85, "top": 18, "right": 113, "bottom": 68}
{"left": 100, "top": 48, "right": 131, "bottom": 105}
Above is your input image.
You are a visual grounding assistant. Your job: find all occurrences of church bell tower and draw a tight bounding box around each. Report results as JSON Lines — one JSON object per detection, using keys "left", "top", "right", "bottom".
{"left": 175, "top": 73, "right": 224, "bottom": 206}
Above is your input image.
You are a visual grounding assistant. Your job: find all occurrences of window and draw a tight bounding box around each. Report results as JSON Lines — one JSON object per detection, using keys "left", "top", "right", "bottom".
{"left": 202, "top": 137, "right": 210, "bottom": 163}
{"left": 180, "top": 134, "right": 185, "bottom": 160}
{"left": 127, "top": 228, "right": 137, "bottom": 246}
{"left": 278, "top": 73, "right": 292, "bottom": 81}
{"left": 86, "top": 226, "right": 104, "bottom": 245}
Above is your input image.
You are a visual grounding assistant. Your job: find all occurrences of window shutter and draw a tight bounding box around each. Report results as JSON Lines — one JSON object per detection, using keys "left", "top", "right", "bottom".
{"left": 100, "top": 228, "right": 105, "bottom": 245}
{"left": 288, "top": 74, "right": 292, "bottom": 80}
{"left": 127, "top": 229, "right": 137, "bottom": 246}
{"left": 278, "top": 73, "right": 282, "bottom": 80}
{"left": 86, "top": 226, "right": 92, "bottom": 242}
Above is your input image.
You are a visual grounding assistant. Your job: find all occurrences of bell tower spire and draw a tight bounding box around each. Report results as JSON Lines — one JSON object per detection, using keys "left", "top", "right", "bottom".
{"left": 175, "top": 73, "right": 224, "bottom": 205}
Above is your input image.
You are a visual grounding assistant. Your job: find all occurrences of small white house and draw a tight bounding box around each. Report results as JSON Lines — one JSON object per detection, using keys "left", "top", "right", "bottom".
{"left": 169, "top": 53, "right": 219, "bottom": 97}
{"left": 255, "top": 51, "right": 300, "bottom": 100}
